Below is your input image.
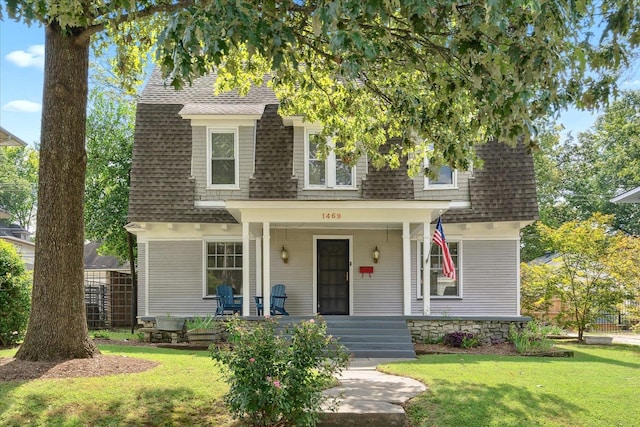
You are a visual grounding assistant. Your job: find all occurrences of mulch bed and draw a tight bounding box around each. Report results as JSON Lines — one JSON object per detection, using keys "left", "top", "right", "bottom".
{"left": 0, "top": 338, "right": 160, "bottom": 382}
{"left": 415, "top": 342, "right": 574, "bottom": 357}
{"left": 415, "top": 342, "right": 520, "bottom": 356}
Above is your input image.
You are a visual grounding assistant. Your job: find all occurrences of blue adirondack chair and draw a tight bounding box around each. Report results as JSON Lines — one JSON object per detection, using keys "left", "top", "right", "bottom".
{"left": 215, "top": 284, "right": 243, "bottom": 316}
{"left": 255, "top": 284, "right": 289, "bottom": 316}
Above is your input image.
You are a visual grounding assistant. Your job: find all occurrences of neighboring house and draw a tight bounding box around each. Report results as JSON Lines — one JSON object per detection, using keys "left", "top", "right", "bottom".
{"left": 0, "top": 128, "right": 32, "bottom": 268}
{"left": 611, "top": 186, "right": 640, "bottom": 204}
{"left": 0, "top": 222, "right": 34, "bottom": 270}
{"left": 127, "top": 69, "right": 538, "bottom": 319}
{"left": 83, "top": 242, "right": 134, "bottom": 328}
{"left": 0, "top": 126, "right": 27, "bottom": 147}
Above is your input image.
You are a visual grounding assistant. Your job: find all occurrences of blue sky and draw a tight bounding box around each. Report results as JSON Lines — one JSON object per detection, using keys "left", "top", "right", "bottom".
{"left": 1, "top": 18, "right": 639, "bottom": 147}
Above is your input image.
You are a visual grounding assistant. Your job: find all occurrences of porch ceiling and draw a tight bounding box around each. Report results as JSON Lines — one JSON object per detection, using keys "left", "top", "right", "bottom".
{"left": 225, "top": 200, "right": 450, "bottom": 225}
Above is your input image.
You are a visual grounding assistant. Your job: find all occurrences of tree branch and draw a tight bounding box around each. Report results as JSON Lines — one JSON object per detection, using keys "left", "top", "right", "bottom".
{"left": 79, "top": 0, "right": 199, "bottom": 43}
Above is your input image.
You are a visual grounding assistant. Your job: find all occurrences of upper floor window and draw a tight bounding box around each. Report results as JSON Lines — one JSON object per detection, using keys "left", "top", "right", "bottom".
{"left": 305, "top": 131, "right": 355, "bottom": 189}
{"left": 208, "top": 128, "right": 239, "bottom": 188}
{"left": 425, "top": 163, "right": 457, "bottom": 189}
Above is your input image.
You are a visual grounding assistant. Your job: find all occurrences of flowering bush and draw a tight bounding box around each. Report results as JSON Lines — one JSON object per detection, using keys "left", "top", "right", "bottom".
{"left": 211, "top": 316, "right": 350, "bottom": 427}
{"left": 443, "top": 331, "right": 480, "bottom": 348}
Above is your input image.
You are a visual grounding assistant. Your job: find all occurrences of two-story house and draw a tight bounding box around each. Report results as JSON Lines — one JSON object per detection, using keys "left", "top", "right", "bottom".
{"left": 127, "top": 69, "right": 538, "bottom": 321}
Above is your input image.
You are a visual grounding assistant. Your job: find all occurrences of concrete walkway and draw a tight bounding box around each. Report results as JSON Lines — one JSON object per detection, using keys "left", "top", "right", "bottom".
{"left": 319, "top": 358, "right": 426, "bottom": 426}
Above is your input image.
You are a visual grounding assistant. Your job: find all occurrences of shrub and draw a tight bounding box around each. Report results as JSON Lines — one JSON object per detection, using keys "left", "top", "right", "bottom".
{"left": 443, "top": 331, "right": 480, "bottom": 348}
{"left": 508, "top": 321, "right": 555, "bottom": 354}
{"left": 0, "top": 240, "right": 31, "bottom": 346}
{"left": 211, "top": 316, "right": 350, "bottom": 427}
{"left": 186, "top": 314, "right": 215, "bottom": 330}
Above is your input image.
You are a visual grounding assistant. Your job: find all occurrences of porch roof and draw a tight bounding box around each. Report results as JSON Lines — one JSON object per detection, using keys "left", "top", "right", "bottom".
{"left": 225, "top": 199, "right": 450, "bottom": 224}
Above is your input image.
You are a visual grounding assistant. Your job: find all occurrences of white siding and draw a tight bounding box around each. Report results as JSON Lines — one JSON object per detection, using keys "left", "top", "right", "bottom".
{"left": 351, "top": 229, "right": 403, "bottom": 315}
{"left": 429, "top": 240, "right": 519, "bottom": 316}
{"left": 147, "top": 240, "right": 212, "bottom": 316}
{"left": 269, "top": 228, "right": 403, "bottom": 316}
{"left": 146, "top": 238, "right": 257, "bottom": 316}
{"left": 413, "top": 170, "right": 472, "bottom": 202}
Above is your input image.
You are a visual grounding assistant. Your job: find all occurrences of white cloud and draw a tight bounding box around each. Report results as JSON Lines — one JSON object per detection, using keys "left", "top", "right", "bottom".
{"left": 621, "top": 79, "right": 640, "bottom": 87}
{"left": 3, "top": 100, "right": 42, "bottom": 113}
{"left": 5, "top": 45, "right": 45, "bottom": 69}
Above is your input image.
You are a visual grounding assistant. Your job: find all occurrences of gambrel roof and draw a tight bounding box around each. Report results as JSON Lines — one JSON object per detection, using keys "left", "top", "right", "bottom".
{"left": 129, "top": 70, "right": 538, "bottom": 224}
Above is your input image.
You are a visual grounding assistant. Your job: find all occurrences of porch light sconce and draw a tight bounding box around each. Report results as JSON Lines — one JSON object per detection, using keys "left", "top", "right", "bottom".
{"left": 281, "top": 246, "right": 289, "bottom": 263}
{"left": 373, "top": 246, "right": 380, "bottom": 263}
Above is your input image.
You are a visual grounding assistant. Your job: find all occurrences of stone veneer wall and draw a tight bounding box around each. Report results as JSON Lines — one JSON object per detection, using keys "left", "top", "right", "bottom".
{"left": 407, "top": 317, "right": 531, "bottom": 344}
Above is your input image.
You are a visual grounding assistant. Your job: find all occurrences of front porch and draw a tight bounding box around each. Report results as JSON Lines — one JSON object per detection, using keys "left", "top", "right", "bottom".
{"left": 138, "top": 315, "right": 530, "bottom": 357}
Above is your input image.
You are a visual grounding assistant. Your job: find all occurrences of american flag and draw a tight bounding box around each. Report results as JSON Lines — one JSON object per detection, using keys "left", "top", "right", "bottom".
{"left": 433, "top": 217, "right": 456, "bottom": 280}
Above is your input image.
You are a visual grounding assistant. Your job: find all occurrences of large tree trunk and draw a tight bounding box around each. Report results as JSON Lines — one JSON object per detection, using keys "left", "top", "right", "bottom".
{"left": 16, "top": 23, "right": 99, "bottom": 361}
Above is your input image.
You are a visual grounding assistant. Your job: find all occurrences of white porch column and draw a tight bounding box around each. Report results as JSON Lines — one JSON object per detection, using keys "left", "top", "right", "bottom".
{"left": 255, "top": 236, "right": 262, "bottom": 300}
{"left": 423, "top": 222, "right": 431, "bottom": 315}
{"left": 262, "top": 222, "right": 271, "bottom": 316}
{"left": 242, "top": 222, "right": 251, "bottom": 316}
{"left": 403, "top": 222, "right": 411, "bottom": 315}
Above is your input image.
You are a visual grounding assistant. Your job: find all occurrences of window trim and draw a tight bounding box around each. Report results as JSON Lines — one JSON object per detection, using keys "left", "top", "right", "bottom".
{"left": 416, "top": 239, "right": 462, "bottom": 299}
{"left": 203, "top": 238, "right": 243, "bottom": 298}
{"left": 304, "top": 129, "right": 356, "bottom": 190}
{"left": 207, "top": 127, "right": 240, "bottom": 189}
{"left": 424, "top": 161, "right": 458, "bottom": 190}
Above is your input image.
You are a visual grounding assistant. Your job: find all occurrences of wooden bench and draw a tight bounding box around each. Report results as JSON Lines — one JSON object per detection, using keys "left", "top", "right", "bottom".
{"left": 139, "top": 327, "right": 181, "bottom": 344}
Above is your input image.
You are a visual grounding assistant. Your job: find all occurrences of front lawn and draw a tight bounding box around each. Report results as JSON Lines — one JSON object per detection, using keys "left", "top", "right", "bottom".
{"left": 2, "top": 341, "right": 639, "bottom": 426}
{"left": 0, "top": 344, "right": 232, "bottom": 426}
{"left": 380, "top": 344, "right": 640, "bottom": 427}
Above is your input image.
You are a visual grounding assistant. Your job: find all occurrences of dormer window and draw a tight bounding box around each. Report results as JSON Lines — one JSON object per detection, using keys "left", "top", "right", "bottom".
{"left": 305, "top": 131, "right": 355, "bottom": 189}
{"left": 425, "top": 163, "right": 457, "bottom": 189}
{"left": 208, "top": 127, "right": 239, "bottom": 188}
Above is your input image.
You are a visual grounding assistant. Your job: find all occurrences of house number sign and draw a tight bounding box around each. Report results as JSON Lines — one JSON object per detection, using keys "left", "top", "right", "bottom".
{"left": 322, "top": 212, "right": 342, "bottom": 220}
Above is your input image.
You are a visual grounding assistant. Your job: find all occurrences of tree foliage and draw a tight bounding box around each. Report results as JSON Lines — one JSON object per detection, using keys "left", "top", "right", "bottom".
{"left": 85, "top": 88, "right": 135, "bottom": 262}
{"left": 557, "top": 91, "right": 640, "bottom": 234}
{"left": 159, "top": 0, "right": 640, "bottom": 173}
{"left": 2, "top": 0, "right": 639, "bottom": 361}
{"left": 0, "top": 240, "right": 31, "bottom": 346}
{"left": 522, "top": 91, "right": 640, "bottom": 261}
{"left": 528, "top": 213, "right": 639, "bottom": 340}
{"left": 0, "top": 146, "right": 39, "bottom": 230}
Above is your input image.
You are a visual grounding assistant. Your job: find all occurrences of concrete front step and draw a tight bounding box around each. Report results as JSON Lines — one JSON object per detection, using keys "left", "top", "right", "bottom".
{"left": 333, "top": 334, "right": 412, "bottom": 343}
{"left": 324, "top": 318, "right": 416, "bottom": 359}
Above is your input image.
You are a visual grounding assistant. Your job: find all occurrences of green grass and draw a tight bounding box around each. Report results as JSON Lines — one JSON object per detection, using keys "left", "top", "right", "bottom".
{"left": 380, "top": 344, "right": 640, "bottom": 427}
{"left": 89, "top": 328, "right": 142, "bottom": 341}
{"left": 0, "top": 344, "right": 233, "bottom": 426}
{"left": 3, "top": 342, "right": 638, "bottom": 426}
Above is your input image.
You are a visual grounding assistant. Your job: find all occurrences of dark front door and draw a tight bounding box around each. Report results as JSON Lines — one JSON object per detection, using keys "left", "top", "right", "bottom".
{"left": 317, "top": 239, "right": 349, "bottom": 315}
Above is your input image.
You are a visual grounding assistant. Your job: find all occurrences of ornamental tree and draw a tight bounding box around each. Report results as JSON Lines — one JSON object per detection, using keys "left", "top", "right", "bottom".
{"left": 1, "top": 0, "right": 638, "bottom": 361}
{"left": 536, "top": 213, "right": 639, "bottom": 340}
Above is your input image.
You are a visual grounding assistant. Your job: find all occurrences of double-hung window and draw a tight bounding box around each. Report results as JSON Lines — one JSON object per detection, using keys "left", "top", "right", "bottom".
{"left": 205, "top": 241, "right": 243, "bottom": 297}
{"left": 305, "top": 131, "right": 354, "bottom": 189}
{"left": 424, "top": 160, "right": 457, "bottom": 189}
{"left": 417, "top": 241, "right": 461, "bottom": 298}
{"left": 208, "top": 128, "right": 239, "bottom": 188}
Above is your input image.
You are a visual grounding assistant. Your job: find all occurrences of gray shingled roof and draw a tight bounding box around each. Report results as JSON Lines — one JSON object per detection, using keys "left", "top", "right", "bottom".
{"left": 141, "top": 68, "right": 278, "bottom": 105}
{"left": 362, "top": 138, "right": 414, "bottom": 199}
{"left": 249, "top": 105, "right": 298, "bottom": 198}
{"left": 84, "top": 241, "right": 130, "bottom": 269}
{"left": 444, "top": 139, "right": 539, "bottom": 223}
{"left": 128, "top": 103, "right": 235, "bottom": 223}
{"left": 130, "top": 70, "right": 538, "bottom": 224}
